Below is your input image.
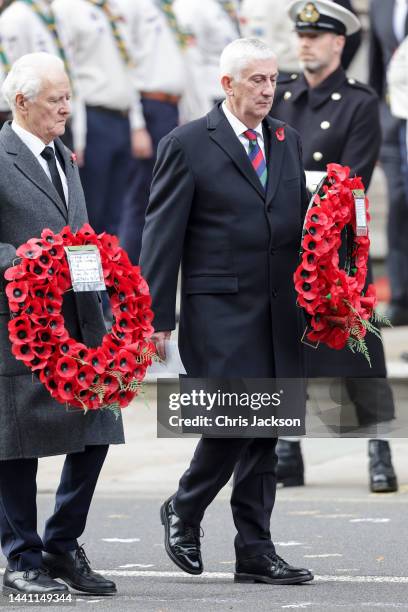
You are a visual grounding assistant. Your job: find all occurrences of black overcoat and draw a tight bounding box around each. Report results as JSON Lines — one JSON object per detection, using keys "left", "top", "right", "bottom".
{"left": 140, "top": 104, "right": 309, "bottom": 380}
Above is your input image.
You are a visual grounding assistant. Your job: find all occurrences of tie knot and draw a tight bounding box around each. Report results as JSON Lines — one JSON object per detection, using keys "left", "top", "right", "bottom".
{"left": 41, "top": 146, "right": 55, "bottom": 162}
{"left": 243, "top": 129, "right": 258, "bottom": 142}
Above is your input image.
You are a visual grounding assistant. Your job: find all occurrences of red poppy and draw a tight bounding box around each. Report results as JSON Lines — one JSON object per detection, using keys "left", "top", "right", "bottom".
{"left": 6, "top": 281, "right": 29, "bottom": 303}
{"left": 31, "top": 342, "right": 53, "bottom": 360}
{"left": 88, "top": 348, "right": 108, "bottom": 374}
{"left": 4, "top": 264, "right": 26, "bottom": 281}
{"left": 8, "top": 316, "right": 35, "bottom": 344}
{"left": 275, "top": 126, "right": 285, "bottom": 141}
{"left": 76, "top": 365, "right": 96, "bottom": 389}
{"left": 57, "top": 380, "right": 76, "bottom": 402}
{"left": 41, "top": 228, "right": 64, "bottom": 246}
{"left": 16, "top": 240, "right": 43, "bottom": 260}
{"left": 115, "top": 349, "right": 137, "bottom": 373}
{"left": 56, "top": 356, "right": 78, "bottom": 379}
{"left": 11, "top": 342, "right": 34, "bottom": 361}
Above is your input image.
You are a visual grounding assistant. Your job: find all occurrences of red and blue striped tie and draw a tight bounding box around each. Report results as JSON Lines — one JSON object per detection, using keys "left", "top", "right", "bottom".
{"left": 243, "top": 129, "right": 267, "bottom": 190}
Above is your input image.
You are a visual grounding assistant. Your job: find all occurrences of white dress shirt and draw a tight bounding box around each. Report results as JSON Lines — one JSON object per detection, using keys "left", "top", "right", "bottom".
{"left": 221, "top": 100, "right": 266, "bottom": 159}
{"left": 393, "top": 0, "right": 408, "bottom": 44}
{"left": 11, "top": 120, "right": 69, "bottom": 205}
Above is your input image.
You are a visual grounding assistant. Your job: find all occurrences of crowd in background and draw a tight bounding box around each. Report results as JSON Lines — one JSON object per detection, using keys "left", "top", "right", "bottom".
{"left": 0, "top": 0, "right": 407, "bottom": 322}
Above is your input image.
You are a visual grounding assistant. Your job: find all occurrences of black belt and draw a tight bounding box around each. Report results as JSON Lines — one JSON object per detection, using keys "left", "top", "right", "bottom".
{"left": 86, "top": 105, "right": 129, "bottom": 119}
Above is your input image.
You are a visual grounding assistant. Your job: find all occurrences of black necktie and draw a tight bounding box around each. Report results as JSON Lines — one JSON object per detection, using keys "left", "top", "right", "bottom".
{"left": 40, "top": 146, "right": 66, "bottom": 206}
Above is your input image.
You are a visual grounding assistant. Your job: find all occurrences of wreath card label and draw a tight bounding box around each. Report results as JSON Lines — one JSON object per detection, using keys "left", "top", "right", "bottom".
{"left": 65, "top": 245, "right": 106, "bottom": 292}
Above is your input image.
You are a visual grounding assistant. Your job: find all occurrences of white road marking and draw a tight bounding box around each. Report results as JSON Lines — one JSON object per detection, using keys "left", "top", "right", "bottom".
{"left": 95, "top": 570, "right": 408, "bottom": 583}
{"left": 101, "top": 538, "right": 141, "bottom": 543}
{"left": 350, "top": 518, "right": 390, "bottom": 523}
{"left": 117, "top": 563, "right": 154, "bottom": 568}
{"left": 304, "top": 554, "right": 343, "bottom": 558}
{"left": 275, "top": 541, "right": 304, "bottom": 546}
{"left": 1, "top": 567, "right": 407, "bottom": 584}
{"left": 281, "top": 605, "right": 313, "bottom": 609}
{"left": 313, "top": 514, "right": 357, "bottom": 519}
{"left": 108, "top": 514, "right": 131, "bottom": 519}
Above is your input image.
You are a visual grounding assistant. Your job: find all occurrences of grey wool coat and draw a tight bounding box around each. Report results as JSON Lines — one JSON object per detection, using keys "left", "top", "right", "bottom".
{"left": 0, "top": 123, "right": 124, "bottom": 460}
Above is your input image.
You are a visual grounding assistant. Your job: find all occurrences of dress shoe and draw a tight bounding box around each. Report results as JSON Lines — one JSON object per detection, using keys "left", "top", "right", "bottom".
{"left": 235, "top": 553, "right": 314, "bottom": 585}
{"left": 42, "top": 546, "right": 116, "bottom": 595}
{"left": 160, "top": 495, "right": 203, "bottom": 575}
{"left": 2, "top": 567, "right": 68, "bottom": 595}
{"left": 369, "top": 439, "right": 398, "bottom": 493}
{"left": 276, "top": 439, "right": 305, "bottom": 487}
{"left": 382, "top": 304, "right": 408, "bottom": 327}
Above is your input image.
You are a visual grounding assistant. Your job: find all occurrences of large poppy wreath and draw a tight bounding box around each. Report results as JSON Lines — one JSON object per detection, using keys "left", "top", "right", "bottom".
{"left": 294, "top": 164, "right": 387, "bottom": 365}
{"left": 4, "top": 224, "right": 156, "bottom": 412}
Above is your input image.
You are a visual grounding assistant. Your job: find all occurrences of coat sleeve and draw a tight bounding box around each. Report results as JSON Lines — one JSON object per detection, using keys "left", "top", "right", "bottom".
{"left": 368, "top": 2, "right": 385, "bottom": 98}
{"left": 296, "top": 132, "right": 309, "bottom": 222}
{"left": 139, "top": 134, "right": 195, "bottom": 332}
{"left": 339, "top": 94, "right": 381, "bottom": 189}
{"left": 0, "top": 243, "right": 17, "bottom": 287}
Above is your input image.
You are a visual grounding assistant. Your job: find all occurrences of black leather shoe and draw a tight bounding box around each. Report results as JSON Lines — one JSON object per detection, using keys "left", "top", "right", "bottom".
{"left": 160, "top": 496, "right": 203, "bottom": 575}
{"left": 382, "top": 304, "right": 408, "bottom": 327}
{"left": 235, "top": 553, "right": 314, "bottom": 585}
{"left": 42, "top": 546, "right": 116, "bottom": 595}
{"left": 276, "top": 440, "right": 305, "bottom": 487}
{"left": 369, "top": 439, "right": 398, "bottom": 493}
{"left": 2, "top": 567, "right": 68, "bottom": 595}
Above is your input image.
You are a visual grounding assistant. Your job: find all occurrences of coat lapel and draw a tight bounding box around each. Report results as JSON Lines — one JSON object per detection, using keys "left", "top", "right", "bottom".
{"left": 0, "top": 124, "right": 68, "bottom": 220}
{"left": 207, "top": 105, "right": 266, "bottom": 200}
{"left": 55, "top": 138, "right": 77, "bottom": 225}
{"left": 264, "top": 116, "right": 286, "bottom": 205}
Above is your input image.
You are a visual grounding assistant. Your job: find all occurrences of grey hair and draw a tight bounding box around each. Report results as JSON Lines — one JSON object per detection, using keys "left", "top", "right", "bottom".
{"left": 2, "top": 52, "right": 66, "bottom": 111}
{"left": 219, "top": 38, "right": 276, "bottom": 81}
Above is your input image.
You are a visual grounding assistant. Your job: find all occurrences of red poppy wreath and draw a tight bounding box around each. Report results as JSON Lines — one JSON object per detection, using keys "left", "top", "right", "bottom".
{"left": 294, "top": 163, "right": 389, "bottom": 365}
{"left": 4, "top": 224, "right": 156, "bottom": 412}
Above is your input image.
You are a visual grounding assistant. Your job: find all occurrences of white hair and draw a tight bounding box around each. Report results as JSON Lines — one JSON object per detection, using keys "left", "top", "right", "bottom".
{"left": 2, "top": 52, "right": 66, "bottom": 111}
{"left": 219, "top": 38, "right": 276, "bottom": 81}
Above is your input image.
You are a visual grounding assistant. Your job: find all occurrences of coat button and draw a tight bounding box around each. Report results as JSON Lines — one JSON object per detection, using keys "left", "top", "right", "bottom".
{"left": 320, "top": 121, "right": 330, "bottom": 130}
{"left": 284, "top": 91, "right": 292, "bottom": 100}
{"left": 331, "top": 92, "right": 342, "bottom": 101}
{"left": 348, "top": 78, "right": 356, "bottom": 84}
{"left": 291, "top": 73, "right": 298, "bottom": 80}
{"left": 269, "top": 246, "right": 275, "bottom": 254}
{"left": 313, "top": 151, "right": 323, "bottom": 161}
{"left": 272, "top": 289, "right": 278, "bottom": 297}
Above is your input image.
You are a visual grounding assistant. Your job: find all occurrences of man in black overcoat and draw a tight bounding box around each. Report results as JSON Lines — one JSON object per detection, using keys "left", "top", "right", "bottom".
{"left": 140, "top": 37, "right": 314, "bottom": 585}
{"left": 272, "top": 0, "right": 398, "bottom": 493}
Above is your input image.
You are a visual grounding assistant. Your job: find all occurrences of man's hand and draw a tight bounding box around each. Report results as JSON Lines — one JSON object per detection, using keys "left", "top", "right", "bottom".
{"left": 151, "top": 330, "right": 171, "bottom": 362}
{"left": 131, "top": 128, "right": 153, "bottom": 159}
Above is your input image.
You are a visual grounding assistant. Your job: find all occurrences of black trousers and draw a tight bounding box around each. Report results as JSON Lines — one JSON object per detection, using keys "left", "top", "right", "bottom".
{"left": 174, "top": 437, "right": 278, "bottom": 560}
{"left": 0, "top": 444, "right": 108, "bottom": 571}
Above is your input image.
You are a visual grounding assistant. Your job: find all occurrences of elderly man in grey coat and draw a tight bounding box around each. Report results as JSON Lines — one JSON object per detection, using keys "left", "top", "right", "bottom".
{"left": 0, "top": 53, "right": 124, "bottom": 596}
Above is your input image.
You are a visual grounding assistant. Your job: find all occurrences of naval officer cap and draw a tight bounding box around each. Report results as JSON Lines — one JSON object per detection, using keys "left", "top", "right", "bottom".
{"left": 288, "top": 0, "right": 361, "bottom": 36}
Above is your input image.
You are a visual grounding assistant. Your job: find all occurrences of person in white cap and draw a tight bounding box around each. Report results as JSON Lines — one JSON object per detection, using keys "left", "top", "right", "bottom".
{"left": 239, "top": 0, "right": 361, "bottom": 78}
{"left": 272, "top": 0, "right": 399, "bottom": 495}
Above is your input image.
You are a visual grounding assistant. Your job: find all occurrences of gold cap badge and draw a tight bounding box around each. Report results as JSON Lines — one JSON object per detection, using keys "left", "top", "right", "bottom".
{"left": 298, "top": 3, "right": 320, "bottom": 23}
